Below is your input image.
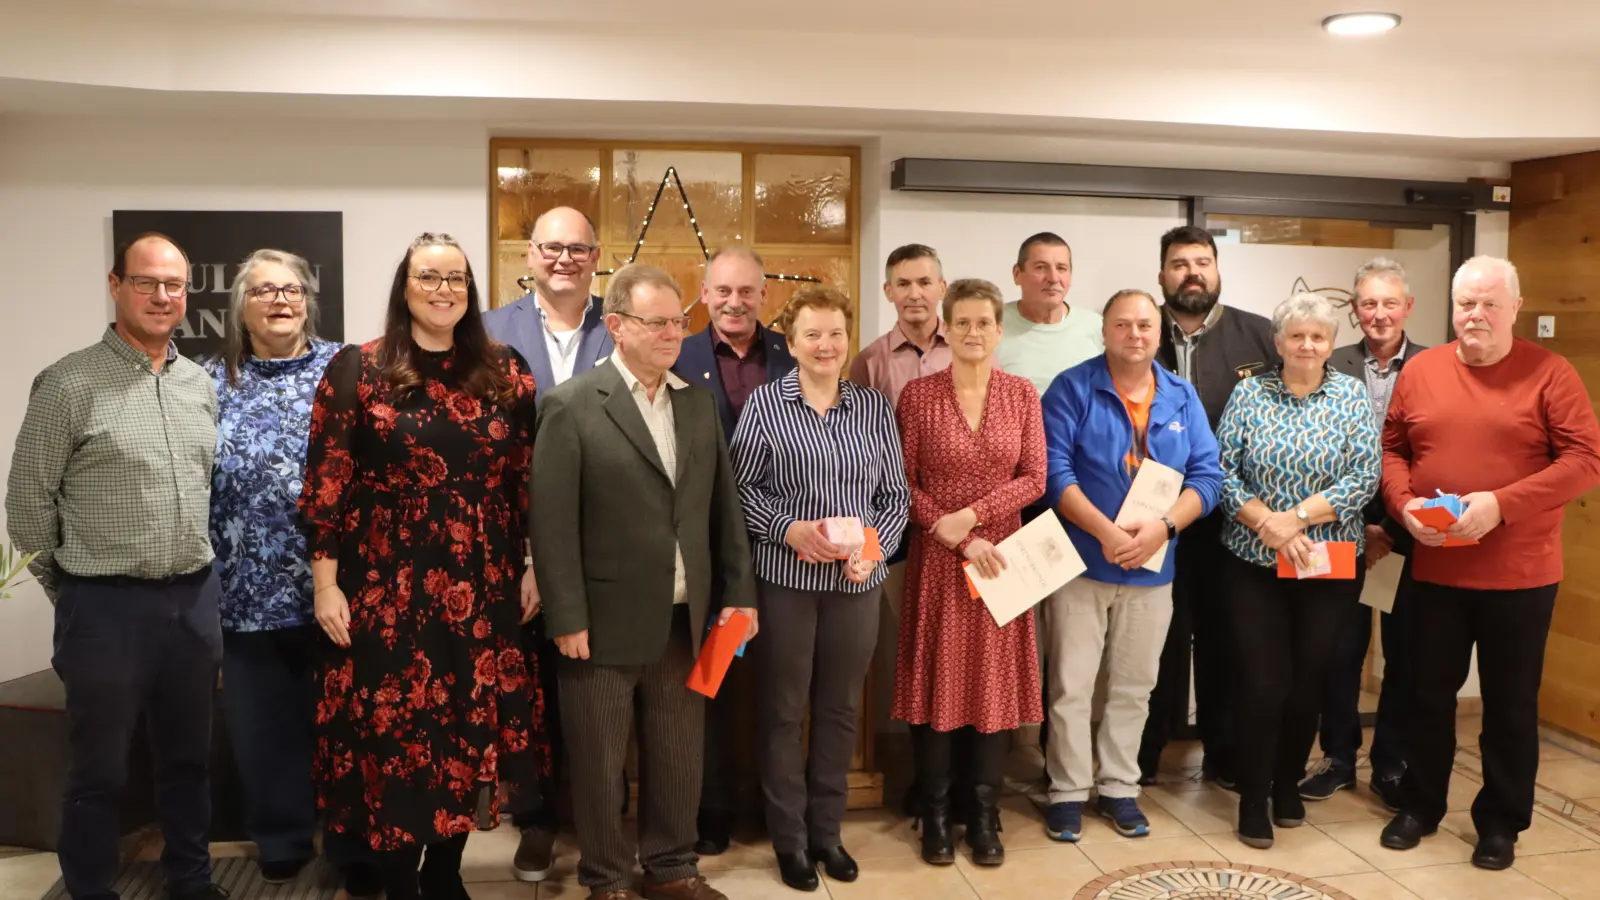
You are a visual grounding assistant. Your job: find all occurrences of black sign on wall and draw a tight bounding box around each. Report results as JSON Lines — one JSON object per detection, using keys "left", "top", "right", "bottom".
{"left": 111, "top": 210, "right": 344, "bottom": 362}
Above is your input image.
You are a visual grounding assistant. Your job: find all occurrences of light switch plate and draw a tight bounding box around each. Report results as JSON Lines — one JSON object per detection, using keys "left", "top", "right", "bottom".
{"left": 1538, "top": 315, "right": 1555, "bottom": 338}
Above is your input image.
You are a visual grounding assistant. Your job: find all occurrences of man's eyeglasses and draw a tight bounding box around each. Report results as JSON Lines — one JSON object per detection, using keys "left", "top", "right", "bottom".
{"left": 410, "top": 272, "right": 472, "bottom": 293}
{"left": 534, "top": 241, "right": 597, "bottom": 263}
{"left": 246, "top": 284, "right": 307, "bottom": 305}
{"left": 617, "top": 312, "right": 692, "bottom": 333}
{"left": 122, "top": 275, "right": 188, "bottom": 297}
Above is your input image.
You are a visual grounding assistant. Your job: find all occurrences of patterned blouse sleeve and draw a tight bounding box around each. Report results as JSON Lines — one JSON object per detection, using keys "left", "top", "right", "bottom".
{"left": 299, "top": 345, "right": 363, "bottom": 560}
{"left": 865, "top": 391, "right": 911, "bottom": 558}
{"left": 966, "top": 377, "right": 1047, "bottom": 545}
{"left": 1319, "top": 382, "right": 1382, "bottom": 522}
{"left": 896, "top": 379, "right": 947, "bottom": 530}
{"left": 1216, "top": 378, "right": 1258, "bottom": 520}
{"left": 507, "top": 350, "right": 539, "bottom": 555}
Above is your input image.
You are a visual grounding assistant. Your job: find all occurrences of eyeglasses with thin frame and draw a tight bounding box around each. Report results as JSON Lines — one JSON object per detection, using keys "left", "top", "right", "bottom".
{"left": 409, "top": 272, "right": 472, "bottom": 293}
{"left": 617, "top": 311, "right": 692, "bottom": 333}
{"left": 533, "top": 241, "right": 597, "bottom": 263}
{"left": 122, "top": 275, "right": 188, "bottom": 297}
{"left": 246, "top": 284, "right": 307, "bottom": 305}
{"left": 948, "top": 319, "right": 997, "bottom": 334}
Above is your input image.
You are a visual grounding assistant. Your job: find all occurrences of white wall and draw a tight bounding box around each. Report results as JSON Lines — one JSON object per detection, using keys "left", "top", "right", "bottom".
{"left": 0, "top": 114, "right": 1514, "bottom": 684}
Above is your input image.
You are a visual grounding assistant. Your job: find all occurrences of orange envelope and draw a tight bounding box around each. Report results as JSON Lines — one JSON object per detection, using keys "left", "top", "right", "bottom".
{"left": 962, "top": 563, "right": 981, "bottom": 599}
{"left": 686, "top": 611, "right": 750, "bottom": 699}
{"left": 1276, "top": 541, "right": 1358, "bottom": 580}
{"left": 1410, "top": 506, "right": 1478, "bottom": 546}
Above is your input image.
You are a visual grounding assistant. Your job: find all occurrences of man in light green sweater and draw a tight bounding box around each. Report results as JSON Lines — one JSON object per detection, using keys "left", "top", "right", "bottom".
{"left": 996, "top": 232, "right": 1104, "bottom": 395}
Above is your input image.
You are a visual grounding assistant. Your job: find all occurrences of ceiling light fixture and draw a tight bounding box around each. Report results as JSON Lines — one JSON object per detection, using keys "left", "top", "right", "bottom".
{"left": 1321, "top": 12, "right": 1401, "bottom": 36}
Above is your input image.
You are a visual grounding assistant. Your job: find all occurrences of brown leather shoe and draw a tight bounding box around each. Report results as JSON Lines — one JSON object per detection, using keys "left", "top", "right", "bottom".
{"left": 640, "top": 875, "right": 727, "bottom": 900}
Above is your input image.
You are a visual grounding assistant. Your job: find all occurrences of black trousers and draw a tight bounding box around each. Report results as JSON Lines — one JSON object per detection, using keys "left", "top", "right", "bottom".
{"left": 510, "top": 618, "right": 563, "bottom": 830}
{"left": 52, "top": 569, "right": 222, "bottom": 900}
{"left": 698, "top": 652, "right": 748, "bottom": 817}
{"left": 1139, "top": 519, "right": 1236, "bottom": 778}
{"left": 220, "top": 625, "right": 317, "bottom": 864}
{"left": 1317, "top": 557, "right": 1417, "bottom": 778}
{"left": 1401, "top": 580, "right": 1558, "bottom": 838}
{"left": 756, "top": 581, "right": 879, "bottom": 853}
{"left": 1226, "top": 554, "right": 1365, "bottom": 802}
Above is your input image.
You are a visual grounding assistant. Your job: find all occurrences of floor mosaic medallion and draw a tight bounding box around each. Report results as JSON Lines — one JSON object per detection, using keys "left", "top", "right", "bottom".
{"left": 1072, "top": 862, "right": 1355, "bottom": 900}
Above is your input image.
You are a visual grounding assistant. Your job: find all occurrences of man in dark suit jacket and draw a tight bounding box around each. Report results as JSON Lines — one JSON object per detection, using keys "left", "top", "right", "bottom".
{"left": 669, "top": 247, "right": 794, "bottom": 854}
{"left": 533, "top": 263, "right": 758, "bottom": 900}
{"left": 1300, "top": 257, "right": 1428, "bottom": 812}
{"left": 483, "top": 206, "right": 616, "bottom": 881}
{"left": 483, "top": 206, "right": 614, "bottom": 402}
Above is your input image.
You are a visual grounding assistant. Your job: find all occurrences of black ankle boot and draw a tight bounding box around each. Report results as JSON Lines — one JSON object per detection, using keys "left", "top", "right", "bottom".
{"left": 1272, "top": 789, "right": 1306, "bottom": 828}
{"left": 917, "top": 780, "right": 956, "bottom": 866}
{"left": 418, "top": 834, "right": 469, "bottom": 900}
{"left": 966, "top": 785, "right": 1005, "bottom": 867}
{"left": 1237, "top": 797, "right": 1274, "bottom": 849}
{"left": 377, "top": 847, "right": 424, "bottom": 900}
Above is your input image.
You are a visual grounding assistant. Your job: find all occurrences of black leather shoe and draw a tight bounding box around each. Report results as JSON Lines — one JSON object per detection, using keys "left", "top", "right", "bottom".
{"left": 810, "top": 845, "right": 858, "bottom": 882}
{"left": 775, "top": 850, "right": 819, "bottom": 892}
{"left": 1380, "top": 812, "right": 1437, "bottom": 850}
{"left": 694, "top": 809, "right": 732, "bottom": 856}
{"left": 1472, "top": 833, "right": 1516, "bottom": 870}
{"left": 1237, "top": 798, "right": 1273, "bottom": 850}
{"left": 258, "top": 858, "right": 308, "bottom": 885}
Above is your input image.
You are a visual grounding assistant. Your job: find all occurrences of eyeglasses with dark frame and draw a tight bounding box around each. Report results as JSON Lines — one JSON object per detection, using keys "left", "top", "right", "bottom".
{"left": 409, "top": 271, "right": 472, "bottom": 293}
{"left": 245, "top": 284, "right": 307, "bottom": 305}
{"left": 122, "top": 275, "right": 188, "bottom": 297}
{"left": 533, "top": 241, "right": 597, "bottom": 263}
{"left": 617, "top": 311, "right": 692, "bottom": 333}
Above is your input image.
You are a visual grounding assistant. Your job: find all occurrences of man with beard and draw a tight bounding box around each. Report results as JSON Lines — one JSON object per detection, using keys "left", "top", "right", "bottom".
{"left": 671, "top": 246, "right": 796, "bottom": 855}
{"left": 1138, "top": 225, "right": 1276, "bottom": 790}
{"left": 484, "top": 205, "right": 615, "bottom": 882}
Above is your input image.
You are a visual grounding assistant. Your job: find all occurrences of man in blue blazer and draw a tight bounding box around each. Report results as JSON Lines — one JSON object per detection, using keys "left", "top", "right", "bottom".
{"left": 670, "top": 246, "right": 795, "bottom": 855}
{"left": 483, "top": 205, "right": 615, "bottom": 882}
{"left": 484, "top": 206, "right": 614, "bottom": 402}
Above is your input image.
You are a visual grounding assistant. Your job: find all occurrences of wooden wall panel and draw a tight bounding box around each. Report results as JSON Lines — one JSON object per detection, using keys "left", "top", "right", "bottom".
{"left": 1511, "top": 149, "right": 1600, "bottom": 744}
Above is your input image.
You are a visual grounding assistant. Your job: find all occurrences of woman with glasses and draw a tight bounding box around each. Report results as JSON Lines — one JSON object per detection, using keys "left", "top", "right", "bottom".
{"left": 204, "top": 250, "right": 376, "bottom": 892}
{"left": 892, "top": 279, "right": 1046, "bottom": 869}
{"left": 729, "top": 285, "right": 910, "bottom": 892}
{"left": 300, "top": 234, "right": 549, "bottom": 900}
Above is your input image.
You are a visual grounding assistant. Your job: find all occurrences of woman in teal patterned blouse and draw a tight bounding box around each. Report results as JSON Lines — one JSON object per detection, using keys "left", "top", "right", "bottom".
{"left": 205, "top": 250, "right": 371, "bottom": 893}
{"left": 1214, "top": 292, "right": 1380, "bottom": 852}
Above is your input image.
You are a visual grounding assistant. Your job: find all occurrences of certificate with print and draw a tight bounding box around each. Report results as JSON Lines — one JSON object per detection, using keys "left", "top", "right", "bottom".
{"left": 1114, "top": 458, "right": 1184, "bottom": 573}
{"left": 963, "top": 512, "right": 1086, "bottom": 628}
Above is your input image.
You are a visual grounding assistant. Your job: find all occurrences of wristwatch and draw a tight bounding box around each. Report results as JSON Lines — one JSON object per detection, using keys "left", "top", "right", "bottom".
{"left": 1296, "top": 506, "right": 1310, "bottom": 524}
{"left": 1161, "top": 516, "right": 1177, "bottom": 540}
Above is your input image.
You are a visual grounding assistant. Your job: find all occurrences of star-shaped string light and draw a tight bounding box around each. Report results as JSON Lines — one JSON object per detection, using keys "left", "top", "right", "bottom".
{"left": 516, "top": 166, "right": 823, "bottom": 294}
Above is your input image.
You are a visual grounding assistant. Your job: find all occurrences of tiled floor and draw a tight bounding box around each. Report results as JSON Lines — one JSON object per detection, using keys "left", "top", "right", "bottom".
{"left": 5, "top": 716, "right": 1600, "bottom": 900}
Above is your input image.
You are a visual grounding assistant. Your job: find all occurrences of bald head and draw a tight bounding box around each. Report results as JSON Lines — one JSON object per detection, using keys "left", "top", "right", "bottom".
{"left": 527, "top": 206, "right": 600, "bottom": 305}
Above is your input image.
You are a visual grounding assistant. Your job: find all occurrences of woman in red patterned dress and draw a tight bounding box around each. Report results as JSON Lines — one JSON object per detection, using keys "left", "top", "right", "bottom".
{"left": 892, "top": 278, "right": 1047, "bottom": 869}
{"left": 300, "top": 234, "right": 548, "bottom": 900}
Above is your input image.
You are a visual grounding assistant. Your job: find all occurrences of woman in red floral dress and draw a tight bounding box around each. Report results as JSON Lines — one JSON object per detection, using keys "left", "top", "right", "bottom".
{"left": 892, "top": 279, "right": 1047, "bottom": 869}
{"left": 300, "top": 233, "right": 547, "bottom": 900}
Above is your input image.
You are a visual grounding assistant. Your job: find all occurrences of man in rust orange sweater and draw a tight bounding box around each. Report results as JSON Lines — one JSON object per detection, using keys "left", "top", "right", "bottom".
{"left": 1377, "top": 256, "right": 1600, "bottom": 871}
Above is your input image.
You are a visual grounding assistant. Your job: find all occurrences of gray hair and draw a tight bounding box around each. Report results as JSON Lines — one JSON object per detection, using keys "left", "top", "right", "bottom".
{"left": 1272, "top": 292, "right": 1340, "bottom": 340}
{"left": 603, "top": 263, "right": 681, "bottom": 316}
{"left": 222, "top": 248, "right": 320, "bottom": 386}
{"left": 1452, "top": 255, "right": 1521, "bottom": 299}
{"left": 1353, "top": 256, "right": 1408, "bottom": 296}
{"left": 705, "top": 246, "right": 764, "bottom": 272}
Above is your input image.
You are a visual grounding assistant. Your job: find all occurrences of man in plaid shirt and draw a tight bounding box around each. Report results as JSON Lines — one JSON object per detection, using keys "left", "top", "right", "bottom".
{"left": 6, "top": 232, "right": 226, "bottom": 900}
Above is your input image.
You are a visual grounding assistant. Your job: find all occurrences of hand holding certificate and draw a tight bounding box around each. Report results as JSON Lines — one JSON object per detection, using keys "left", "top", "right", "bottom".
{"left": 962, "top": 513, "right": 1086, "bottom": 628}
{"left": 1114, "top": 459, "right": 1183, "bottom": 572}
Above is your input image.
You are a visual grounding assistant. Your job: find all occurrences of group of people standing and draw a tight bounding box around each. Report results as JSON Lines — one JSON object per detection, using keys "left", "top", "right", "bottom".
{"left": 7, "top": 207, "right": 1598, "bottom": 900}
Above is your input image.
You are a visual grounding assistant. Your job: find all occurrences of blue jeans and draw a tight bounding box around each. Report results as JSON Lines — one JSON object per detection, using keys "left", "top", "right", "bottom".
{"left": 52, "top": 569, "right": 222, "bottom": 900}
{"left": 220, "top": 625, "right": 318, "bottom": 864}
{"left": 1316, "top": 557, "right": 1415, "bottom": 779}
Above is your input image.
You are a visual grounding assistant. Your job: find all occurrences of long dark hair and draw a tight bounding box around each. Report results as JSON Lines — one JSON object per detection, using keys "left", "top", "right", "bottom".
{"left": 379, "top": 233, "right": 513, "bottom": 405}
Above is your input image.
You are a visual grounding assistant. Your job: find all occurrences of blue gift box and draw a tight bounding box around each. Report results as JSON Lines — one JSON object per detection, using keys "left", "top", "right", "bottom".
{"left": 1422, "top": 493, "right": 1465, "bottom": 518}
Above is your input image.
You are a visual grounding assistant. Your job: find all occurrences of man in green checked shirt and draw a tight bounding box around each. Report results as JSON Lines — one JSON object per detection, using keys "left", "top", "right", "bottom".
{"left": 6, "top": 232, "right": 227, "bottom": 900}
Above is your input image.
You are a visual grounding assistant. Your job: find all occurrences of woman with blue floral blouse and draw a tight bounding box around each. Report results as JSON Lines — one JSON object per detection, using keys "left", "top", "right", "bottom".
{"left": 206, "top": 249, "right": 371, "bottom": 892}
{"left": 1214, "top": 292, "right": 1380, "bottom": 853}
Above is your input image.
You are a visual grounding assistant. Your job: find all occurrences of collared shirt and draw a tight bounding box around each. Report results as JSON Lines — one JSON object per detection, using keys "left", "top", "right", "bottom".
{"left": 6, "top": 326, "right": 217, "bottom": 593}
{"left": 1215, "top": 366, "right": 1381, "bottom": 567}
{"left": 539, "top": 293, "right": 596, "bottom": 385}
{"left": 728, "top": 370, "right": 910, "bottom": 593}
{"left": 1361, "top": 335, "right": 1409, "bottom": 426}
{"left": 1169, "top": 302, "right": 1225, "bottom": 383}
{"left": 711, "top": 327, "right": 767, "bottom": 422}
{"left": 206, "top": 339, "right": 343, "bottom": 632}
{"left": 611, "top": 351, "right": 690, "bottom": 605}
{"left": 848, "top": 320, "right": 952, "bottom": 409}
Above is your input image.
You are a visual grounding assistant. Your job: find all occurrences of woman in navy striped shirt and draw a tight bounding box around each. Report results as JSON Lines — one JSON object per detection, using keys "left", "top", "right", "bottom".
{"left": 729, "top": 285, "right": 910, "bottom": 892}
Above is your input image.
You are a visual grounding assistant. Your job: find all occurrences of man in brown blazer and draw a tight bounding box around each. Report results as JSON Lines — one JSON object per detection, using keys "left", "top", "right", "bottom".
{"left": 533, "top": 263, "right": 760, "bottom": 900}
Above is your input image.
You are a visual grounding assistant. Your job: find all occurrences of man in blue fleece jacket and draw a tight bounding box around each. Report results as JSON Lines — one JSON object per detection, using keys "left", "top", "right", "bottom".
{"left": 1036, "top": 289, "right": 1222, "bottom": 844}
